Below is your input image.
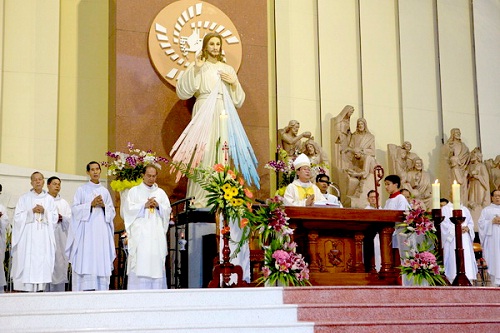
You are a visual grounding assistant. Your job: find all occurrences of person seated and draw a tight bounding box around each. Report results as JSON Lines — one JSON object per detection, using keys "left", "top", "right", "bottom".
{"left": 284, "top": 154, "right": 326, "bottom": 206}
{"left": 315, "top": 174, "right": 342, "bottom": 207}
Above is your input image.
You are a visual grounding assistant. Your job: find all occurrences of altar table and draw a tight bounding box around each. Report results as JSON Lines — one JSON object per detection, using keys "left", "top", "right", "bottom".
{"left": 285, "top": 207, "right": 405, "bottom": 286}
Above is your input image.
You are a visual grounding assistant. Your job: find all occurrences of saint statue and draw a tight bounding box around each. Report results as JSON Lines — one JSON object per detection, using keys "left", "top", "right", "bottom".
{"left": 467, "top": 147, "right": 490, "bottom": 209}
{"left": 387, "top": 141, "right": 421, "bottom": 186}
{"left": 441, "top": 128, "right": 470, "bottom": 206}
{"left": 343, "top": 118, "right": 377, "bottom": 198}
{"left": 402, "top": 158, "right": 432, "bottom": 210}
{"left": 331, "top": 105, "right": 354, "bottom": 169}
{"left": 278, "top": 120, "right": 312, "bottom": 157}
{"left": 485, "top": 155, "right": 500, "bottom": 191}
{"left": 302, "top": 138, "right": 330, "bottom": 180}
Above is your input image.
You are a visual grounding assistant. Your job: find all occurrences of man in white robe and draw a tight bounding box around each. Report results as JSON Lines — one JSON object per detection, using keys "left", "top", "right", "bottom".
{"left": 0, "top": 184, "right": 10, "bottom": 293}
{"left": 123, "top": 165, "right": 171, "bottom": 289}
{"left": 66, "top": 161, "right": 116, "bottom": 291}
{"left": 284, "top": 154, "right": 326, "bottom": 207}
{"left": 441, "top": 202, "right": 477, "bottom": 283}
{"left": 478, "top": 189, "right": 500, "bottom": 286}
{"left": 46, "top": 176, "right": 72, "bottom": 292}
{"left": 11, "top": 172, "right": 58, "bottom": 292}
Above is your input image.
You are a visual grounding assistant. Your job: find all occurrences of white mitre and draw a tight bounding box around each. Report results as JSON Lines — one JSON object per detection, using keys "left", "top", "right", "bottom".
{"left": 293, "top": 153, "right": 311, "bottom": 170}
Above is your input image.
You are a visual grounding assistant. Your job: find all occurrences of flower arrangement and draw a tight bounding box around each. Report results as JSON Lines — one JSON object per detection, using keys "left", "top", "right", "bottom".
{"left": 259, "top": 239, "right": 310, "bottom": 286}
{"left": 177, "top": 163, "right": 253, "bottom": 221}
{"left": 397, "top": 199, "right": 437, "bottom": 239}
{"left": 265, "top": 147, "right": 295, "bottom": 196}
{"left": 397, "top": 199, "right": 446, "bottom": 286}
{"left": 102, "top": 142, "right": 169, "bottom": 192}
{"left": 240, "top": 195, "right": 311, "bottom": 286}
{"left": 400, "top": 244, "right": 446, "bottom": 286}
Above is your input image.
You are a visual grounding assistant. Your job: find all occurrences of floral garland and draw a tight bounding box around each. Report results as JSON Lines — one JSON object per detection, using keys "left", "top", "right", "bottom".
{"left": 101, "top": 142, "right": 169, "bottom": 192}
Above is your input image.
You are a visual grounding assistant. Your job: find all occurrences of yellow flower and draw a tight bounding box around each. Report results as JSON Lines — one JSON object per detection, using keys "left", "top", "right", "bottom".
{"left": 222, "top": 183, "right": 231, "bottom": 192}
{"left": 230, "top": 187, "right": 238, "bottom": 196}
{"left": 224, "top": 192, "right": 233, "bottom": 200}
{"left": 232, "top": 198, "right": 244, "bottom": 206}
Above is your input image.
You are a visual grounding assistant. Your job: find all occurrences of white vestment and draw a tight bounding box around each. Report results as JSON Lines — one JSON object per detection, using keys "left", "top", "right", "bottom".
{"left": 47, "top": 195, "right": 72, "bottom": 291}
{"left": 478, "top": 203, "right": 500, "bottom": 285}
{"left": 11, "top": 190, "right": 58, "bottom": 292}
{"left": 324, "top": 193, "right": 343, "bottom": 207}
{"left": 0, "top": 203, "right": 9, "bottom": 291}
{"left": 284, "top": 180, "right": 327, "bottom": 206}
{"left": 384, "top": 193, "right": 410, "bottom": 249}
{"left": 123, "top": 182, "right": 171, "bottom": 289}
{"left": 441, "top": 203, "right": 477, "bottom": 282}
{"left": 65, "top": 181, "right": 116, "bottom": 291}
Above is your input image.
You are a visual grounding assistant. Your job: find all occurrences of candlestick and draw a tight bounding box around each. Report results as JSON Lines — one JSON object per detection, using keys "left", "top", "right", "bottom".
{"left": 432, "top": 179, "right": 440, "bottom": 209}
{"left": 452, "top": 180, "right": 461, "bottom": 210}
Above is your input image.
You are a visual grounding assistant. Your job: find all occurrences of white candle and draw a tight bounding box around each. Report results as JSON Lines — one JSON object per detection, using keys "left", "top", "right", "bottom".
{"left": 452, "top": 180, "right": 461, "bottom": 210}
{"left": 219, "top": 109, "right": 229, "bottom": 165}
{"left": 432, "top": 179, "right": 440, "bottom": 209}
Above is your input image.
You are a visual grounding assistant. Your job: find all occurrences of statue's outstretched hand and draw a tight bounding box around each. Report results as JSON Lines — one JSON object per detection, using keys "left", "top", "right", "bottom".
{"left": 195, "top": 52, "right": 205, "bottom": 68}
{"left": 219, "top": 71, "right": 237, "bottom": 85}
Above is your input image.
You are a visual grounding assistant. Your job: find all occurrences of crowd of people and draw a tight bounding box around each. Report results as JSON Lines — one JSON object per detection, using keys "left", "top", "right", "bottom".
{"left": 1, "top": 161, "right": 172, "bottom": 293}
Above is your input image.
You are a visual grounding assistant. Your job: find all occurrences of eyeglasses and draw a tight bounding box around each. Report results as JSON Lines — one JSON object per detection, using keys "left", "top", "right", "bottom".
{"left": 318, "top": 180, "right": 330, "bottom": 184}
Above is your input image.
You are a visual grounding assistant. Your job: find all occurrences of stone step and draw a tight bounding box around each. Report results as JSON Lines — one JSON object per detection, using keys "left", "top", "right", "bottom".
{"left": 297, "top": 302, "right": 500, "bottom": 321}
{"left": 284, "top": 286, "right": 500, "bottom": 304}
{"left": 0, "top": 305, "right": 301, "bottom": 331}
{"left": 314, "top": 319, "right": 500, "bottom": 333}
{"left": 12, "top": 322, "right": 315, "bottom": 333}
{"left": 0, "top": 288, "right": 285, "bottom": 314}
{"left": 0, "top": 288, "right": 316, "bottom": 333}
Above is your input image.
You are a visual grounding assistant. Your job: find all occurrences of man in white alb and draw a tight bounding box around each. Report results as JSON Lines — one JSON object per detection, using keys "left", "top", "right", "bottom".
{"left": 66, "top": 161, "right": 116, "bottom": 291}
{"left": 11, "top": 172, "right": 58, "bottom": 292}
{"left": 123, "top": 165, "right": 171, "bottom": 289}
{"left": 478, "top": 190, "right": 500, "bottom": 286}
{"left": 46, "top": 176, "right": 72, "bottom": 292}
{"left": 284, "top": 154, "right": 326, "bottom": 206}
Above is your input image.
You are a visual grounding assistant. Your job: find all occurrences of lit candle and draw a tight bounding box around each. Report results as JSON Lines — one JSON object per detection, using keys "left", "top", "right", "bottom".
{"left": 432, "top": 179, "right": 440, "bottom": 209}
{"left": 219, "top": 109, "right": 229, "bottom": 165}
{"left": 452, "top": 180, "right": 461, "bottom": 210}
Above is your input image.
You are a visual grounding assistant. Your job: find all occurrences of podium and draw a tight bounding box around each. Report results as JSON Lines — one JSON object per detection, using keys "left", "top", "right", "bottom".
{"left": 285, "top": 207, "right": 404, "bottom": 285}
